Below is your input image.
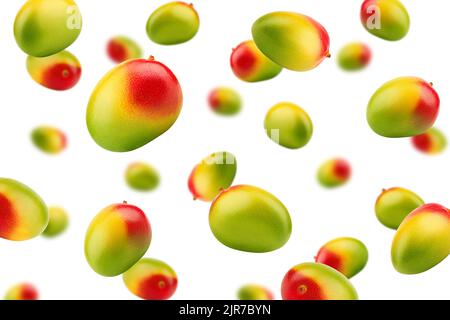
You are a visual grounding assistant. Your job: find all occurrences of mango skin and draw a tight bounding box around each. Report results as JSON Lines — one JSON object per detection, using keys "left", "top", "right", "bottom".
{"left": 84, "top": 203, "right": 151, "bottom": 277}
{"left": 375, "top": 187, "right": 424, "bottom": 230}
{"left": 14, "top": 0, "right": 82, "bottom": 57}
{"left": 411, "top": 127, "right": 447, "bottom": 155}
{"left": 146, "top": 2, "right": 199, "bottom": 45}
{"left": 337, "top": 42, "right": 372, "bottom": 71}
{"left": 264, "top": 102, "right": 313, "bottom": 149}
{"left": 230, "top": 40, "right": 282, "bottom": 82}
{"left": 315, "top": 237, "right": 369, "bottom": 279}
{"left": 188, "top": 152, "right": 237, "bottom": 202}
{"left": 237, "top": 284, "right": 274, "bottom": 300}
{"left": 125, "top": 162, "right": 160, "bottom": 192}
{"left": 361, "top": 0, "right": 410, "bottom": 41}
{"left": 392, "top": 203, "right": 450, "bottom": 274}
{"left": 42, "top": 206, "right": 69, "bottom": 237}
{"left": 317, "top": 158, "right": 351, "bottom": 188}
{"left": 86, "top": 58, "right": 183, "bottom": 152}
{"left": 4, "top": 283, "right": 38, "bottom": 300}
{"left": 107, "top": 36, "right": 142, "bottom": 64}
{"left": 123, "top": 258, "right": 178, "bottom": 300}
{"left": 0, "top": 178, "right": 48, "bottom": 241}
{"left": 252, "top": 12, "right": 330, "bottom": 71}
{"left": 208, "top": 87, "right": 242, "bottom": 116}
{"left": 367, "top": 77, "right": 440, "bottom": 138}
{"left": 209, "top": 185, "right": 292, "bottom": 253}
{"left": 281, "top": 262, "right": 358, "bottom": 300}
{"left": 31, "top": 126, "right": 67, "bottom": 154}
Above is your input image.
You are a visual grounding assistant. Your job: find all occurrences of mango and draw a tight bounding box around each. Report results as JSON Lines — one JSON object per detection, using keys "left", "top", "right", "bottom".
{"left": 31, "top": 126, "right": 67, "bottom": 154}
{"left": 0, "top": 178, "right": 48, "bottom": 241}
{"left": 86, "top": 57, "right": 183, "bottom": 152}
{"left": 107, "top": 36, "right": 142, "bottom": 64}
{"left": 237, "top": 284, "right": 274, "bottom": 300}
{"left": 27, "top": 51, "right": 81, "bottom": 91}
{"left": 146, "top": 2, "right": 199, "bottom": 45}
{"left": 360, "top": 0, "right": 410, "bottom": 41}
{"left": 125, "top": 162, "right": 160, "bottom": 192}
{"left": 123, "top": 258, "right": 177, "bottom": 300}
{"left": 208, "top": 87, "right": 242, "bottom": 116}
{"left": 14, "top": 0, "right": 82, "bottom": 57}
{"left": 337, "top": 42, "right": 372, "bottom": 71}
{"left": 264, "top": 102, "right": 313, "bottom": 149}
{"left": 230, "top": 40, "right": 282, "bottom": 82}
{"left": 188, "top": 151, "right": 237, "bottom": 201}
{"left": 317, "top": 158, "right": 351, "bottom": 188}
{"left": 252, "top": 12, "right": 330, "bottom": 71}
{"left": 42, "top": 206, "right": 69, "bottom": 237}
{"left": 392, "top": 203, "right": 450, "bottom": 274}
{"left": 281, "top": 262, "right": 358, "bottom": 300}
{"left": 367, "top": 77, "right": 440, "bottom": 138}
{"left": 315, "top": 237, "right": 369, "bottom": 279}
{"left": 4, "top": 283, "right": 38, "bottom": 300}
{"left": 375, "top": 187, "right": 424, "bottom": 229}
{"left": 209, "top": 185, "right": 292, "bottom": 253}
{"left": 84, "top": 203, "right": 151, "bottom": 277}
{"left": 411, "top": 127, "right": 447, "bottom": 155}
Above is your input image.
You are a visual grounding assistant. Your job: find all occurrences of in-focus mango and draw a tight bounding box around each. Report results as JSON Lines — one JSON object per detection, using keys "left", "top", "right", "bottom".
{"left": 264, "top": 102, "right": 313, "bottom": 149}
{"left": 391, "top": 203, "right": 450, "bottom": 274}
{"left": 337, "top": 42, "right": 372, "bottom": 71}
{"left": 86, "top": 57, "right": 183, "bottom": 152}
{"left": 42, "top": 206, "right": 69, "bottom": 237}
{"left": 230, "top": 40, "right": 282, "bottom": 82}
{"left": 209, "top": 185, "right": 292, "bottom": 253}
{"left": 411, "top": 128, "right": 447, "bottom": 155}
{"left": 14, "top": 0, "right": 82, "bottom": 57}
{"left": 4, "top": 283, "right": 38, "bottom": 300}
{"left": 188, "top": 151, "right": 237, "bottom": 202}
{"left": 107, "top": 36, "right": 143, "bottom": 64}
{"left": 208, "top": 87, "right": 242, "bottom": 116}
{"left": 125, "top": 162, "right": 160, "bottom": 192}
{"left": 31, "top": 126, "right": 67, "bottom": 154}
{"left": 0, "top": 178, "right": 48, "bottom": 241}
{"left": 123, "top": 258, "right": 177, "bottom": 300}
{"left": 367, "top": 77, "right": 440, "bottom": 137}
{"left": 317, "top": 158, "right": 351, "bottom": 188}
{"left": 237, "top": 284, "right": 274, "bottom": 300}
{"left": 27, "top": 51, "right": 81, "bottom": 91}
{"left": 315, "top": 237, "right": 369, "bottom": 279}
{"left": 375, "top": 187, "right": 424, "bottom": 229}
{"left": 281, "top": 262, "right": 358, "bottom": 300}
{"left": 361, "top": 0, "right": 410, "bottom": 41}
{"left": 252, "top": 12, "right": 330, "bottom": 71}
{"left": 146, "top": 2, "right": 199, "bottom": 45}
{"left": 84, "top": 203, "right": 151, "bottom": 277}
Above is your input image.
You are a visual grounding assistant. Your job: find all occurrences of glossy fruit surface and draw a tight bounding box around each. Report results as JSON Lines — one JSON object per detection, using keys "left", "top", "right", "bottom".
{"left": 84, "top": 203, "right": 151, "bottom": 277}
{"left": 14, "top": 0, "right": 82, "bottom": 57}
{"left": 361, "top": 0, "right": 410, "bottom": 41}
{"left": 107, "top": 36, "right": 142, "bottom": 63}
{"left": 391, "top": 203, "right": 450, "bottom": 274}
{"left": 281, "top": 262, "right": 358, "bottom": 300}
{"left": 125, "top": 162, "right": 160, "bottom": 192}
{"left": 315, "top": 237, "right": 369, "bottom": 278}
{"left": 209, "top": 185, "right": 292, "bottom": 253}
{"left": 252, "top": 12, "right": 330, "bottom": 71}
{"left": 86, "top": 57, "right": 183, "bottom": 152}
{"left": 146, "top": 2, "right": 199, "bottom": 45}
{"left": 375, "top": 187, "right": 424, "bottom": 229}
{"left": 367, "top": 77, "right": 439, "bottom": 137}
{"left": 411, "top": 128, "right": 447, "bottom": 155}
{"left": 264, "top": 102, "right": 313, "bottom": 149}
{"left": 123, "top": 258, "right": 177, "bottom": 300}
{"left": 230, "top": 40, "right": 282, "bottom": 82}
{"left": 337, "top": 42, "right": 372, "bottom": 71}
{"left": 188, "top": 151, "right": 237, "bottom": 202}
{"left": 27, "top": 51, "right": 81, "bottom": 90}
{"left": 0, "top": 178, "right": 48, "bottom": 241}
{"left": 42, "top": 206, "right": 69, "bottom": 237}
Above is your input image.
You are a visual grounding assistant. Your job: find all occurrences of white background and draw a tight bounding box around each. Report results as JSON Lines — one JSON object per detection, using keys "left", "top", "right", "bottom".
{"left": 0, "top": 0, "right": 449, "bottom": 300}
